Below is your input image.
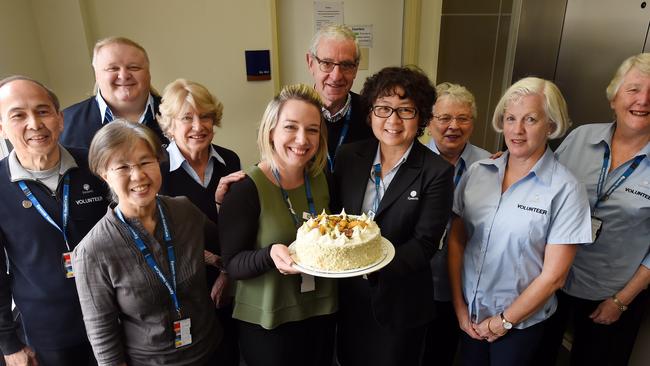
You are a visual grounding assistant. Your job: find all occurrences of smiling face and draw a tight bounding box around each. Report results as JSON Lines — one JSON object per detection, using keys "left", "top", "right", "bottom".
{"left": 502, "top": 93, "right": 553, "bottom": 162}
{"left": 101, "top": 139, "right": 161, "bottom": 218}
{"left": 610, "top": 67, "right": 650, "bottom": 135}
{"left": 0, "top": 80, "right": 63, "bottom": 169}
{"left": 307, "top": 37, "right": 358, "bottom": 112}
{"left": 169, "top": 102, "right": 214, "bottom": 158}
{"left": 93, "top": 43, "right": 151, "bottom": 113}
{"left": 428, "top": 97, "right": 474, "bottom": 161}
{"left": 270, "top": 99, "right": 322, "bottom": 172}
{"left": 371, "top": 87, "right": 420, "bottom": 154}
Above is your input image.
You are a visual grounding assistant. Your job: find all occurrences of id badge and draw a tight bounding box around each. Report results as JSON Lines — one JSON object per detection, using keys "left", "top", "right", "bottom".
{"left": 62, "top": 252, "right": 75, "bottom": 278}
{"left": 300, "top": 273, "right": 316, "bottom": 293}
{"left": 302, "top": 211, "right": 312, "bottom": 221}
{"left": 591, "top": 216, "right": 603, "bottom": 242}
{"left": 174, "top": 318, "right": 192, "bottom": 348}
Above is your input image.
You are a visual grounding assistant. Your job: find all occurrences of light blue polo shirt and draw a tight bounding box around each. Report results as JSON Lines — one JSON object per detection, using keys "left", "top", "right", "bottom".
{"left": 425, "top": 140, "right": 490, "bottom": 301}
{"left": 454, "top": 148, "right": 592, "bottom": 328}
{"left": 556, "top": 122, "right": 650, "bottom": 300}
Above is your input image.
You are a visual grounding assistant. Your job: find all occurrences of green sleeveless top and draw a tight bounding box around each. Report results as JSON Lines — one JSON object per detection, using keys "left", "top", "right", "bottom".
{"left": 232, "top": 166, "right": 337, "bottom": 329}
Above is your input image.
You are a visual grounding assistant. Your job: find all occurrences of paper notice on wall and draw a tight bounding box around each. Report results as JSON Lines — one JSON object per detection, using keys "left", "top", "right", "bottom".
{"left": 314, "top": 2, "right": 344, "bottom": 32}
{"left": 350, "top": 25, "right": 373, "bottom": 48}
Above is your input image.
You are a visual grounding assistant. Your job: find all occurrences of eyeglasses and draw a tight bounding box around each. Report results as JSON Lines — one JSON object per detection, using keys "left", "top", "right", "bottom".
{"left": 176, "top": 113, "right": 215, "bottom": 124}
{"left": 108, "top": 159, "right": 159, "bottom": 177}
{"left": 433, "top": 115, "right": 473, "bottom": 125}
{"left": 371, "top": 105, "right": 418, "bottom": 120}
{"left": 311, "top": 54, "right": 358, "bottom": 74}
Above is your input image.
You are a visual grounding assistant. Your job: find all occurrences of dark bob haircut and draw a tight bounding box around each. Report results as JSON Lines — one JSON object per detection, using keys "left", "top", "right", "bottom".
{"left": 360, "top": 66, "right": 436, "bottom": 138}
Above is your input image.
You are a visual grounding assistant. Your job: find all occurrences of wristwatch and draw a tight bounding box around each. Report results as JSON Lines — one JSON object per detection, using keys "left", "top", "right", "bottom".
{"left": 500, "top": 312, "right": 513, "bottom": 330}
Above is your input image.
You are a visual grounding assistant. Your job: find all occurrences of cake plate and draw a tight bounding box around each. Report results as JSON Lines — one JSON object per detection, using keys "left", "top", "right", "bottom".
{"left": 289, "top": 238, "right": 395, "bottom": 278}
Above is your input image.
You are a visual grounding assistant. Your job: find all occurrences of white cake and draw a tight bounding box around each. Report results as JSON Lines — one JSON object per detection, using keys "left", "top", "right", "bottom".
{"left": 292, "top": 210, "right": 384, "bottom": 271}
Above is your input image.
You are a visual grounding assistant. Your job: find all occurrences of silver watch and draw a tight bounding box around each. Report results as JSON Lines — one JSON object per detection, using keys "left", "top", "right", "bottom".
{"left": 500, "top": 312, "right": 513, "bottom": 330}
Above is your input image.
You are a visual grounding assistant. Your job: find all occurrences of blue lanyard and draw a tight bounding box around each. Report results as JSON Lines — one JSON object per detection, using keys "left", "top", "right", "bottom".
{"left": 454, "top": 159, "right": 466, "bottom": 187}
{"left": 18, "top": 174, "right": 71, "bottom": 251}
{"left": 271, "top": 168, "right": 316, "bottom": 228}
{"left": 115, "top": 198, "right": 181, "bottom": 317}
{"left": 327, "top": 107, "right": 352, "bottom": 171}
{"left": 372, "top": 163, "right": 382, "bottom": 213}
{"left": 595, "top": 144, "right": 645, "bottom": 208}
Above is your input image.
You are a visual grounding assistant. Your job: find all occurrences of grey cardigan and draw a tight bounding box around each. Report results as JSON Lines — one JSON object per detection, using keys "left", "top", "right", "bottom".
{"left": 73, "top": 195, "right": 221, "bottom": 366}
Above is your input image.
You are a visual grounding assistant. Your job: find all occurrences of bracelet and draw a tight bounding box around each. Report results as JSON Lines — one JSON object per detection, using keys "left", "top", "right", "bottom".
{"left": 487, "top": 317, "right": 497, "bottom": 335}
{"left": 611, "top": 295, "right": 628, "bottom": 312}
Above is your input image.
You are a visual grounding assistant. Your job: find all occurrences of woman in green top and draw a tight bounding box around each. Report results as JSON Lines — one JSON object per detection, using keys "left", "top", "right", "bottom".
{"left": 218, "top": 84, "right": 336, "bottom": 366}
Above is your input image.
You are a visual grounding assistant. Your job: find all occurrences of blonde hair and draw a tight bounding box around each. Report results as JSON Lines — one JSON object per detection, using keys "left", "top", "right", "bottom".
{"left": 91, "top": 36, "right": 149, "bottom": 68}
{"left": 157, "top": 79, "right": 224, "bottom": 138}
{"left": 309, "top": 24, "right": 360, "bottom": 62}
{"left": 434, "top": 82, "right": 477, "bottom": 119}
{"left": 257, "top": 84, "right": 328, "bottom": 177}
{"left": 492, "top": 77, "right": 570, "bottom": 139}
{"left": 606, "top": 53, "right": 650, "bottom": 102}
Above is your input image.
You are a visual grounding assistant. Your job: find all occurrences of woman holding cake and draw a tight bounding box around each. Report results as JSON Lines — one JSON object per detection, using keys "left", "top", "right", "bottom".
{"left": 332, "top": 66, "right": 454, "bottom": 366}
{"left": 218, "top": 84, "right": 336, "bottom": 366}
{"left": 447, "top": 77, "right": 592, "bottom": 365}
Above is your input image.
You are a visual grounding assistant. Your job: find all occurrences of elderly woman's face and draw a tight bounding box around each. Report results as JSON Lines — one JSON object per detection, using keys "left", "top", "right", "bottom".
{"left": 610, "top": 67, "right": 650, "bottom": 133}
{"left": 502, "top": 94, "right": 553, "bottom": 161}
{"left": 370, "top": 86, "right": 419, "bottom": 152}
{"left": 101, "top": 139, "right": 161, "bottom": 216}
{"left": 170, "top": 102, "right": 215, "bottom": 157}
{"left": 428, "top": 97, "right": 474, "bottom": 160}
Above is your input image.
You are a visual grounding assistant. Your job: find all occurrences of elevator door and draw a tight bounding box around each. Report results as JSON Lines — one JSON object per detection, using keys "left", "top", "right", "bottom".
{"left": 554, "top": 0, "right": 650, "bottom": 127}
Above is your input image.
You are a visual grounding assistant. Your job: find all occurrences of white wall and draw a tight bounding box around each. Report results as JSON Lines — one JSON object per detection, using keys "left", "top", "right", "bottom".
{"left": 277, "top": 0, "right": 404, "bottom": 92}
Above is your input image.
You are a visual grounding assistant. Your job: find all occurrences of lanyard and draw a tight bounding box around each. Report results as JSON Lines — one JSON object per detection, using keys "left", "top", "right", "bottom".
{"left": 595, "top": 144, "right": 645, "bottom": 208}
{"left": 271, "top": 168, "right": 316, "bottom": 228}
{"left": 18, "top": 174, "right": 71, "bottom": 251}
{"left": 454, "top": 159, "right": 466, "bottom": 187}
{"left": 115, "top": 198, "right": 181, "bottom": 317}
{"left": 372, "top": 163, "right": 382, "bottom": 213}
{"left": 326, "top": 107, "right": 352, "bottom": 171}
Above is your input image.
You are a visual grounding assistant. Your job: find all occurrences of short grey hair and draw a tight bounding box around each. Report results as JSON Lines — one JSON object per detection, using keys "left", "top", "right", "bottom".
{"left": 492, "top": 77, "right": 570, "bottom": 140}
{"left": 309, "top": 24, "right": 360, "bottom": 62}
{"left": 434, "top": 82, "right": 477, "bottom": 119}
{"left": 0, "top": 75, "right": 60, "bottom": 114}
{"left": 606, "top": 53, "right": 650, "bottom": 102}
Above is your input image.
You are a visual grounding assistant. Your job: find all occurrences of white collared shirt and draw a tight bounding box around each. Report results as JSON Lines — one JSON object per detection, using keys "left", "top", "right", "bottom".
{"left": 322, "top": 93, "right": 352, "bottom": 123}
{"left": 95, "top": 90, "right": 155, "bottom": 124}
{"left": 166, "top": 141, "right": 226, "bottom": 188}
{"left": 361, "top": 142, "right": 414, "bottom": 214}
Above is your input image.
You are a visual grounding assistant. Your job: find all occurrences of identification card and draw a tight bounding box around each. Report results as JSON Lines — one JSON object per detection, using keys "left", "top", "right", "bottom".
{"left": 302, "top": 211, "right": 312, "bottom": 221}
{"left": 62, "top": 252, "right": 74, "bottom": 278}
{"left": 174, "top": 318, "right": 192, "bottom": 348}
{"left": 300, "top": 273, "right": 315, "bottom": 293}
{"left": 591, "top": 216, "right": 603, "bottom": 242}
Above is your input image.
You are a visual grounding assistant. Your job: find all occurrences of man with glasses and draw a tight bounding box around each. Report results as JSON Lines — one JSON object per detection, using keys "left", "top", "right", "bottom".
{"left": 0, "top": 76, "right": 107, "bottom": 365}
{"left": 306, "top": 24, "right": 373, "bottom": 170}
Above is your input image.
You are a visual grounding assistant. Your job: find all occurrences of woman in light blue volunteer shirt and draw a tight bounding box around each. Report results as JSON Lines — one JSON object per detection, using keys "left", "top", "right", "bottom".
{"left": 540, "top": 53, "right": 650, "bottom": 366}
{"left": 448, "top": 77, "right": 592, "bottom": 366}
{"left": 422, "top": 82, "right": 490, "bottom": 366}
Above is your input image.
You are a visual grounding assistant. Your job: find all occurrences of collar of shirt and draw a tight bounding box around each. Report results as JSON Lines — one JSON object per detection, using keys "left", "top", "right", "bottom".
{"left": 426, "top": 139, "right": 473, "bottom": 168}
{"left": 166, "top": 141, "right": 225, "bottom": 187}
{"left": 322, "top": 93, "right": 352, "bottom": 123}
{"left": 587, "top": 121, "right": 650, "bottom": 157}
{"left": 479, "top": 147, "right": 556, "bottom": 187}
{"left": 371, "top": 141, "right": 415, "bottom": 183}
{"left": 9, "top": 145, "right": 78, "bottom": 183}
{"left": 96, "top": 90, "right": 155, "bottom": 124}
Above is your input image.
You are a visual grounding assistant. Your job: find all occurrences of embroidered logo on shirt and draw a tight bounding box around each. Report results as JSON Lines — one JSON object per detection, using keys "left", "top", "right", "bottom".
{"left": 517, "top": 204, "right": 548, "bottom": 215}
{"left": 75, "top": 196, "right": 104, "bottom": 205}
{"left": 407, "top": 190, "right": 419, "bottom": 200}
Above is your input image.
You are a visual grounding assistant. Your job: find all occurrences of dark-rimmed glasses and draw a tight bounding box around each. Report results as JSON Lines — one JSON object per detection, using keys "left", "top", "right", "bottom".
{"left": 371, "top": 105, "right": 418, "bottom": 120}
{"left": 311, "top": 54, "right": 358, "bottom": 74}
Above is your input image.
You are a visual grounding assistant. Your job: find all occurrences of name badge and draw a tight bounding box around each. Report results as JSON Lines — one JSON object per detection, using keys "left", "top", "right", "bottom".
{"left": 300, "top": 273, "right": 315, "bottom": 293}
{"left": 62, "top": 252, "right": 74, "bottom": 278}
{"left": 174, "top": 318, "right": 192, "bottom": 348}
{"left": 302, "top": 212, "right": 312, "bottom": 221}
{"left": 591, "top": 216, "right": 603, "bottom": 242}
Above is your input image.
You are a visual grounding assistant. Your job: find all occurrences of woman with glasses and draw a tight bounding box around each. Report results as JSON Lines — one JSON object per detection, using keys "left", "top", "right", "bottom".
{"left": 422, "top": 82, "right": 490, "bottom": 366}
{"left": 332, "top": 66, "right": 454, "bottom": 366}
{"left": 448, "top": 77, "right": 592, "bottom": 365}
{"left": 218, "top": 84, "right": 336, "bottom": 366}
{"left": 157, "top": 79, "right": 243, "bottom": 366}
{"left": 73, "top": 120, "right": 221, "bottom": 365}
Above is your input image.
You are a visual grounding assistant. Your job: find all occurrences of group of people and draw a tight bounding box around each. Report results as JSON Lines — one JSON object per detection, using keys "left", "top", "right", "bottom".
{"left": 0, "top": 23, "right": 647, "bottom": 366}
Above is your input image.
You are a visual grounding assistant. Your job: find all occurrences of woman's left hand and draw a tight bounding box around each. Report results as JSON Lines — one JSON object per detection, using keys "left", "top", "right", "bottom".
{"left": 215, "top": 171, "right": 246, "bottom": 204}
{"left": 589, "top": 298, "right": 623, "bottom": 325}
{"left": 210, "top": 273, "right": 232, "bottom": 308}
{"left": 474, "top": 315, "right": 506, "bottom": 342}
{"left": 204, "top": 250, "right": 223, "bottom": 269}
{"left": 270, "top": 244, "right": 301, "bottom": 275}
